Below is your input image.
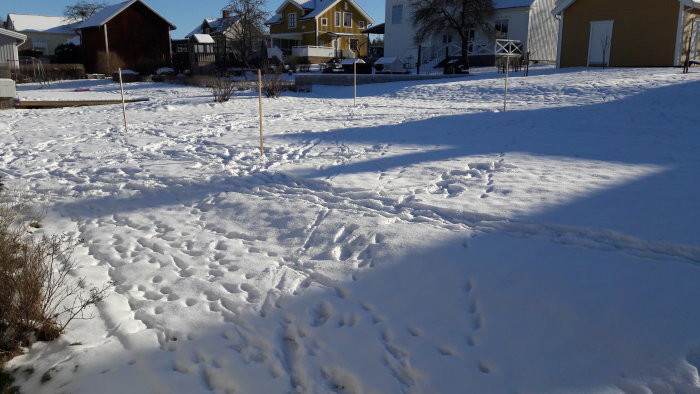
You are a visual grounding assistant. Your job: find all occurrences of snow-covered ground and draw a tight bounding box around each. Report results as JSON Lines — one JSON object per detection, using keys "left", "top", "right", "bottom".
{"left": 2, "top": 66, "right": 700, "bottom": 393}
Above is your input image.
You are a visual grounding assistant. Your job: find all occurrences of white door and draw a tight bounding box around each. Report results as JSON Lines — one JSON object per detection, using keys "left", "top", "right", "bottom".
{"left": 691, "top": 19, "right": 700, "bottom": 61}
{"left": 588, "top": 20, "right": 614, "bottom": 66}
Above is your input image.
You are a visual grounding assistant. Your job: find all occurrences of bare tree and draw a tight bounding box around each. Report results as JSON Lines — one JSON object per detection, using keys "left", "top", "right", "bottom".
{"left": 64, "top": 1, "right": 107, "bottom": 23}
{"left": 223, "top": 0, "right": 269, "bottom": 68}
{"left": 410, "top": 0, "right": 494, "bottom": 70}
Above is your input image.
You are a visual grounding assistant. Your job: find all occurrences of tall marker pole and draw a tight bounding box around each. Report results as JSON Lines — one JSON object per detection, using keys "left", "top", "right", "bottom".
{"left": 353, "top": 60, "right": 357, "bottom": 107}
{"left": 504, "top": 56, "right": 510, "bottom": 112}
{"left": 258, "top": 69, "right": 264, "bottom": 156}
{"left": 118, "top": 68, "right": 128, "bottom": 132}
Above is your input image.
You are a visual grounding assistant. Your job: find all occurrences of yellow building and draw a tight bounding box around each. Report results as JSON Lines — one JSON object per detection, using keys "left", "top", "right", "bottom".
{"left": 552, "top": 0, "right": 700, "bottom": 67}
{"left": 266, "top": 0, "right": 375, "bottom": 63}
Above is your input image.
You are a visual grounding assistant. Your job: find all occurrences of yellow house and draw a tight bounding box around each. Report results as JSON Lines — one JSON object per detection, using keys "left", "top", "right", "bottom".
{"left": 266, "top": 0, "right": 375, "bottom": 63}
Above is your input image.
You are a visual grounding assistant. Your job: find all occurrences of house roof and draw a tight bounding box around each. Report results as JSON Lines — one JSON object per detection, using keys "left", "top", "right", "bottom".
{"left": 493, "top": 0, "right": 536, "bottom": 9}
{"left": 6, "top": 14, "right": 76, "bottom": 34}
{"left": 192, "top": 34, "right": 215, "bottom": 44}
{"left": 267, "top": 0, "right": 375, "bottom": 25}
{"left": 75, "top": 0, "right": 176, "bottom": 30}
{"left": 0, "top": 27, "right": 27, "bottom": 43}
{"left": 552, "top": 0, "right": 700, "bottom": 15}
{"left": 186, "top": 15, "right": 240, "bottom": 38}
{"left": 362, "top": 22, "right": 384, "bottom": 34}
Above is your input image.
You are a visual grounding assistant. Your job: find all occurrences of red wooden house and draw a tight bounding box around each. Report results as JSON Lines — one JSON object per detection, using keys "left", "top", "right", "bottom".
{"left": 76, "top": 0, "right": 175, "bottom": 74}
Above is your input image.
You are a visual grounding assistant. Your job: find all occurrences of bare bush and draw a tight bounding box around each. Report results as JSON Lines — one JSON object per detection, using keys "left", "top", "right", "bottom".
{"left": 0, "top": 177, "right": 111, "bottom": 363}
{"left": 260, "top": 72, "right": 284, "bottom": 98}
{"left": 206, "top": 77, "right": 237, "bottom": 103}
{"left": 95, "top": 51, "right": 126, "bottom": 75}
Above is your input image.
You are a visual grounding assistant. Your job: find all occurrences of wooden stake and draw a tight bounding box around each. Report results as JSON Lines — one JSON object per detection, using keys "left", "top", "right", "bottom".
{"left": 258, "top": 69, "right": 264, "bottom": 156}
{"left": 118, "top": 68, "right": 128, "bottom": 132}
{"left": 353, "top": 60, "right": 357, "bottom": 107}
{"left": 503, "top": 57, "right": 510, "bottom": 112}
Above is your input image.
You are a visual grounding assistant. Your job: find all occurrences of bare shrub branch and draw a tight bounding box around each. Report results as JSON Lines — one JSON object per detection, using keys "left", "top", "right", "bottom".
{"left": 205, "top": 77, "right": 237, "bottom": 103}
{"left": 0, "top": 176, "right": 112, "bottom": 363}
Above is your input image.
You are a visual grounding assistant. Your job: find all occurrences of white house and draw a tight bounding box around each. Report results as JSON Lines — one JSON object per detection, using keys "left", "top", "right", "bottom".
{"left": 0, "top": 27, "right": 26, "bottom": 68}
{"left": 384, "top": 0, "right": 559, "bottom": 67}
{"left": 5, "top": 14, "right": 77, "bottom": 58}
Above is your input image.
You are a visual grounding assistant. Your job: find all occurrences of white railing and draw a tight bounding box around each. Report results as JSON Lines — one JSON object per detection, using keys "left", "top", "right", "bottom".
{"left": 428, "top": 40, "right": 494, "bottom": 60}
{"left": 292, "top": 45, "right": 335, "bottom": 58}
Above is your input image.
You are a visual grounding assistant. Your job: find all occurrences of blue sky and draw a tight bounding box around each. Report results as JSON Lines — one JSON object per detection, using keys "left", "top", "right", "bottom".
{"left": 2, "top": 0, "right": 385, "bottom": 38}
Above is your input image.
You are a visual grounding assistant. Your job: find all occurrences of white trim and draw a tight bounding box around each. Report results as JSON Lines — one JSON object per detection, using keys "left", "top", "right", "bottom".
{"left": 335, "top": 11, "right": 341, "bottom": 27}
{"left": 321, "top": 17, "right": 328, "bottom": 27}
{"left": 275, "top": 0, "right": 304, "bottom": 15}
{"left": 674, "top": 4, "right": 687, "bottom": 66}
{"left": 343, "top": 12, "right": 353, "bottom": 28}
{"left": 304, "top": 0, "right": 375, "bottom": 25}
{"left": 552, "top": 0, "right": 576, "bottom": 15}
{"left": 556, "top": 14, "right": 563, "bottom": 68}
{"left": 0, "top": 27, "right": 27, "bottom": 44}
{"left": 104, "top": 24, "right": 109, "bottom": 55}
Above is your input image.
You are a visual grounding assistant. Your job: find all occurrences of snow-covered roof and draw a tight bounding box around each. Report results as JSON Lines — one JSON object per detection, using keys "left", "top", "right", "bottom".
{"left": 0, "top": 27, "right": 27, "bottom": 43}
{"left": 75, "top": 0, "right": 175, "bottom": 30}
{"left": 374, "top": 56, "right": 403, "bottom": 65}
{"left": 186, "top": 16, "right": 240, "bottom": 38}
{"left": 268, "top": 0, "right": 374, "bottom": 25}
{"left": 553, "top": 0, "right": 700, "bottom": 15}
{"left": 192, "top": 34, "right": 214, "bottom": 44}
{"left": 6, "top": 14, "right": 76, "bottom": 34}
{"left": 493, "top": 0, "right": 535, "bottom": 8}
{"left": 266, "top": 14, "right": 283, "bottom": 25}
{"left": 302, "top": 0, "right": 374, "bottom": 23}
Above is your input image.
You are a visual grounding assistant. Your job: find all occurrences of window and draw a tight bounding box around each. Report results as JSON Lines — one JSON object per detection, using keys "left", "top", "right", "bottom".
{"left": 350, "top": 38, "right": 359, "bottom": 51}
{"left": 358, "top": 21, "right": 365, "bottom": 29}
{"left": 288, "top": 13, "right": 297, "bottom": 28}
{"left": 321, "top": 18, "right": 328, "bottom": 27}
{"left": 392, "top": 4, "right": 403, "bottom": 24}
{"left": 335, "top": 12, "right": 341, "bottom": 27}
{"left": 344, "top": 12, "right": 352, "bottom": 28}
{"left": 495, "top": 19, "right": 508, "bottom": 39}
{"left": 31, "top": 38, "right": 48, "bottom": 54}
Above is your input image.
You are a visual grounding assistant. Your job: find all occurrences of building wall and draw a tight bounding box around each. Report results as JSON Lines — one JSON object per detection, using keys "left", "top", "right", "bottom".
{"left": 528, "top": 0, "right": 558, "bottom": 62}
{"left": 0, "top": 35, "right": 21, "bottom": 67}
{"left": 270, "top": 0, "right": 370, "bottom": 56}
{"left": 680, "top": 8, "right": 700, "bottom": 64}
{"left": 384, "top": 0, "right": 416, "bottom": 59}
{"left": 560, "top": 0, "right": 680, "bottom": 67}
{"left": 385, "top": 1, "right": 557, "bottom": 64}
{"left": 81, "top": 1, "right": 172, "bottom": 73}
{"left": 16, "top": 32, "right": 74, "bottom": 57}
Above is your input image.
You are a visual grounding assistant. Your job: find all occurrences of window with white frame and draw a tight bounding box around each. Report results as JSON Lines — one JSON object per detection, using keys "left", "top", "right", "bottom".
{"left": 495, "top": 19, "right": 508, "bottom": 39}
{"left": 344, "top": 12, "right": 352, "bottom": 28}
{"left": 288, "top": 13, "right": 297, "bottom": 28}
{"left": 321, "top": 17, "right": 328, "bottom": 27}
{"left": 392, "top": 4, "right": 403, "bottom": 24}
{"left": 335, "top": 12, "right": 341, "bottom": 27}
{"left": 31, "top": 38, "right": 48, "bottom": 53}
{"left": 358, "top": 21, "right": 365, "bottom": 29}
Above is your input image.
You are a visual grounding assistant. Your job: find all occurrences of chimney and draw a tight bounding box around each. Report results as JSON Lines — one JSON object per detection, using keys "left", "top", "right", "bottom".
{"left": 222, "top": 10, "right": 231, "bottom": 19}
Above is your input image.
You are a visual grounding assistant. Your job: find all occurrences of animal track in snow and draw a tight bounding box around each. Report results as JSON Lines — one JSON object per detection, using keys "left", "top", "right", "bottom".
{"left": 311, "top": 300, "right": 334, "bottom": 327}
